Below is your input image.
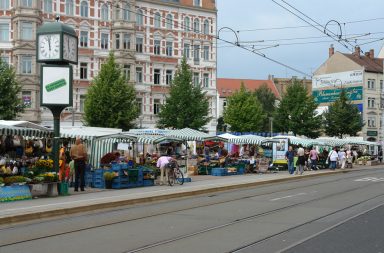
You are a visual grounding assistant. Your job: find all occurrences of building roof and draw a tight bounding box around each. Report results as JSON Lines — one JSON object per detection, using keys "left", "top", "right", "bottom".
{"left": 217, "top": 78, "right": 280, "bottom": 98}
{"left": 342, "top": 53, "right": 383, "bottom": 73}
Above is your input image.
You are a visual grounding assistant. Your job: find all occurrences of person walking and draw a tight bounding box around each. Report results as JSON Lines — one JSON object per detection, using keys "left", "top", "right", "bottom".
{"left": 70, "top": 138, "right": 88, "bottom": 192}
{"left": 285, "top": 146, "right": 295, "bottom": 175}
{"left": 156, "top": 155, "right": 171, "bottom": 185}
{"left": 338, "top": 148, "right": 346, "bottom": 169}
{"left": 309, "top": 147, "right": 319, "bottom": 170}
{"left": 328, "top": 147, "right": 338, "bottom": 170}
{"left": 59, "top": 140, "right": 68, "bottom": 182}
{"left": 296, "top": 145, "right": 305, "bottom": 175}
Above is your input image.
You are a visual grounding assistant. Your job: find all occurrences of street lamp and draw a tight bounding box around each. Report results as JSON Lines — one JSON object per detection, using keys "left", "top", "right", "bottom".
{"left": 269, "top": 117, "right": 273, "bottom": 137}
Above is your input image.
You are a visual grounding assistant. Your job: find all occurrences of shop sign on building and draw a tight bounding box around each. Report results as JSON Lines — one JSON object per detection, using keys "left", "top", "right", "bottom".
{"left": 40, "top": 65, "right": 73, "bottom": 107}
{"left": 367, "top": 131, "right": 378, "bottom": 136}
{"left": 313, "top": 86, "right": 363, "bottom": 103}
{"left": 312, "top": 70, "right": 363, "bottom": 90}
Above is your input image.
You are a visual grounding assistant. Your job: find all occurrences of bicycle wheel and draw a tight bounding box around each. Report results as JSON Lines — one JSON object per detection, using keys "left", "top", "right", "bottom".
{"left": 168, "top": 170, "right": 175, "bottom": 186}
{"left": 175, "top": 169, "right": 184, "bottom": 185}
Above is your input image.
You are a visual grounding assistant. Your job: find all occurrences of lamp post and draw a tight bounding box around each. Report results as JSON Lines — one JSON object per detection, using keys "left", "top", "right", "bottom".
{"left": 269, "top": 117, "right": 273, "bottom": 137}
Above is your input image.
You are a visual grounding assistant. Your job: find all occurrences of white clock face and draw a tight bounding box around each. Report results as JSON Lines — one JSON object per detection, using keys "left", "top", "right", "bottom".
{"left": 63, "top": 34, "right": 77, "bottom": 62}
{"left": 39, "top": 34, "right": 61, "bottom": 60}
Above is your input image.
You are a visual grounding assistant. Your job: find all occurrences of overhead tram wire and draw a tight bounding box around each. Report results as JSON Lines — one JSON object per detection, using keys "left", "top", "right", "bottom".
{"left": 110, "top": 2, "right": 312, "bottom": 77}
{"left": 270, "top": 0, "right": 357, "bottom": 52}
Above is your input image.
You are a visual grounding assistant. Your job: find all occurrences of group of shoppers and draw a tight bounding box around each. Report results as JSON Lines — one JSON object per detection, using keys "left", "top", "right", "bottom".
{"left": 285, "top": 146, "right": 355, "bottom": 175}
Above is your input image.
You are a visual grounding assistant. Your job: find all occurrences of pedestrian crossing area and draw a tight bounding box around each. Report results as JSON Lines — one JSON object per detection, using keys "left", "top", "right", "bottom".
{"left": 354, "top": 177, "right": 384, "bottom": 182}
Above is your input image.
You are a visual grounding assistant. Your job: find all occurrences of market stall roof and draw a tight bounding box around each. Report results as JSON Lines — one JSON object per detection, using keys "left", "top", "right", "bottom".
{"left": 165, "top": 128, "right": 211, "bottom": 141}
{"left": 229, "top": 135, "right": 266, "bottom": 145}
{"left": 60, "top": 126, "right": 123, "bottom": 140}
{"left": 218, "top": 133, "right": 239, "bottom": 140}
{"left": 316, "top": 137, "right": 378, "bottom": 147}
{"left": 0, "top": 122, "right": 52, "bottom": 138}
{"left": 95, "top": 132, "right": 183, "bottom": 144}
{"left": 272, "top": 135, "right": 324, "bottom": 147}
{"left": 0, "top": 120, "right": 50, "bottom": 131}
{"left": 128, "top": 128, "right": 170, "bottom": 135}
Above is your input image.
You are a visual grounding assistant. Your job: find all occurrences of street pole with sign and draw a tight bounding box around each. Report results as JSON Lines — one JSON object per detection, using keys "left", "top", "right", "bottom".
{"left": 36, "top": 18, "right": 78, "bottom": 193}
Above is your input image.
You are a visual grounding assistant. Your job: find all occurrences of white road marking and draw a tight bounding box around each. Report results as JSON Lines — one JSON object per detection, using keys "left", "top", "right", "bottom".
{"left": 270, "top": 192, "right": 307, "bottom": 201}
{"left": 354, "top": 177, "right": 384, "bottom": 182}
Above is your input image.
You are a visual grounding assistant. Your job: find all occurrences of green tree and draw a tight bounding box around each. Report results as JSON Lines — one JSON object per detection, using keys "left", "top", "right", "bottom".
{"left": 84, "top": 52, "right": 138, "bottom": 130}
{"left": 274, "top": 81, "right": 321, "bottom": 138}
{"left": 254, "top": 83, "right": 277, "bottom": 132}
{"left": 223, "top": 83, "right": 266, "bottom": 132}
{"left": 157, "top": 57, "right": 210, "bottom": 130}
{"left": 323, "top": 89, "right": 363, "bottom": 138}
{"left": 0, "top": 58, "right": 23, "bottom": 119}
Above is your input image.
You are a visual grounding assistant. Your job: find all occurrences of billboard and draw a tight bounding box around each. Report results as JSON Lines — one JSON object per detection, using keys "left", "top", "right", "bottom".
{"left": 41, "top": 65, "right": 72, "bottom": 107}
{"left": 312, "top": 70, "right": 363, "bottom": 90}
{"left": 272, "top": 138, "right": 289, "bottom": 163}
{"left": 313, "top": 86, "right": 363, "bottom": 104}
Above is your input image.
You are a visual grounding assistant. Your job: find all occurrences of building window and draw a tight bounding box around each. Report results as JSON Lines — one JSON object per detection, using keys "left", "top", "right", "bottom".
{"left": 184, "top": 17, "right": 190, "bottom": 31}
{"left": 20, "top": 22, "right": 32, "bottom": 40}
{"left": 136, "top": 37, "right": 143, "bottom": 53}
{"left": 193, "top": 72, "right": 199, "bottom": 86}
{"left": 80, "top": 62, "right": 87, "bottom": 79}
{"left": 123, "top": 3, "right": 130, "bottom": 21}
{"left": 368, "top": 79, "right": 375, "bottom": 89}
{"left": 166, "top": 14, "right": 173, "bottom": 29}
{"left": 1, "top": 56, "right": 10, "bottom": 65}
{"left": 0, "top": 0, "right": 9, "bottom": 9}
{"left": 368, "top": 117, "right": 376, "bottom": 127}
{"left": 101, "top": 33, "right": 109, "bottom": 49}
{"left": 184, "top": 43, "right": 190, "bottom": 58}
{"left": 65, "top": 0, "right": 74, "bottom": 15}
{"left": 154, "top": 99, "right": 161, "bottom": 115}
{"left": 154, "top": 69, "right": 160, "bottom": 85}
{"left": 368, "top": 97, "right": 375, "bottom": 108}
{"left": 80, "top": 95, "right": 86, "bottom": 112}
{"left": 43, "top": 0, "right": 52, "bottom": 13}
{"left": 154, "top": 39, "right": 161, "bottom": 55}
{"left": 203, "top": 45, "right": 209, "bottom": 60}
{"left": 123, "top": 64, "right": 130, "bottom": 81}
{"left": 0, "top": 23, "right": 9, "bottom": 42}
{"left": 136, "top": 67, "right": 143, "bottom": 83}
{"left": 203, "top": 20, "right": 209, "bottom": 34}
{"left": 115, "top": 4, "right": 120, "bottom": 19}
{"left": 136, "top": 9, "right": 143, "bottom": 25}
{"left": 21, "top": 0, "right": 32, "bottom": 7}
{"left": 203, "top": 73, "right": 209, "bottom": 87}
{"left": 115, "top": 34, "right": 120, "bottom": 49}
{"left": 194, "top": 0, "right": 201, "bottom": 6}
{"left": 21, "top": 56, "right": 32, "bottom": 74}
{"left": 80, "top": 1, "right": 88, "bottom": 17}
{"left": 166, "top": 70, "right": 173, "bottom": 85}
{"left": 154, "top": 12, "right": 161, "bottom": 28}
{"left": 22, "top": 91, "right": 32, "bottom": 108}
{"left": 123, "top": 33, "right": 131, "bottom": 49}
{"left": 101, "top": 4, "right": 109, "bottom": 21}
{"left": 136, "top": 98, "right": 142, "bottom": 115}
{"left": 380, "top": 80, "right": 383, "bottom": 91}
{"left": 80, "top": 31, "right": 88, "bottom": 47}
{"left": 193, "top": 44, "right": 200, "bottom": 62}
{"left": 193, "top": 19, "right": 200, "bottom": 33}
{"left": 166, "top": 41, "right": 173, "bottom": 56}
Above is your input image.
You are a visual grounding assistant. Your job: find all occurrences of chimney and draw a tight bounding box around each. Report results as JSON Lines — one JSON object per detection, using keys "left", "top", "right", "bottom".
{"left": 329, "top": 44, "right": 334, "bottom": 58}
{"left": 354, "top": 46, "right": 360, "bottom": 57}
{"left": 268, "top": 74, "right": 274, "bottom": 81}
{"left": 365, "top": 52, "right": 370, "bottom": 57}
{"left": 369, "top": 49, "right": 374, "bottom": 59}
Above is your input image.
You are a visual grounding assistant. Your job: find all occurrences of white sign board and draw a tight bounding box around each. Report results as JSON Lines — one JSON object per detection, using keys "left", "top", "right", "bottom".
{"left": 41, "top": 65, "right": 72, "bottom": 106}
{"left": 272, "top": 138, "right": 289, "bottom": 162}
{"left": 312, "top": 70, "right": 363, "bottom": 90}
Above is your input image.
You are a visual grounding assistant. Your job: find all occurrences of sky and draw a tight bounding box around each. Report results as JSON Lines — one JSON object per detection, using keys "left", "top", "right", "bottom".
{"left": 217, "top": 0, "right": 384, "bottom": 80}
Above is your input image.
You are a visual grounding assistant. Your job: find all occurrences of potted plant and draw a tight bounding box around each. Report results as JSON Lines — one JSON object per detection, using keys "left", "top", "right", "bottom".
{"left": 3, "top": 176, "right": 27, "bottom": 186}
{"left": 103, "top": 172, "right": 116, "bottom": 189}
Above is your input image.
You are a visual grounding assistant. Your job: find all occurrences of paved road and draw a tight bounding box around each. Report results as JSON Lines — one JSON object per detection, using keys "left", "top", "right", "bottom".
{"left": 1, "top": 168, "right": 384, "bottom": 253}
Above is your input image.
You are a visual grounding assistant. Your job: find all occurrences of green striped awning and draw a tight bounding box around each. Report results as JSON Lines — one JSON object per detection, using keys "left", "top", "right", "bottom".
{"left": 229, "top": 135, "right": 266, "bottom": 145}
{"left": 166, "top": 128, "right": 210, "bottom": 141}
{"left": 0, "top": 124, "right": 53, "bottom": 138}
{"left": 136, "top": 135, "right": 183, "bottom": 144}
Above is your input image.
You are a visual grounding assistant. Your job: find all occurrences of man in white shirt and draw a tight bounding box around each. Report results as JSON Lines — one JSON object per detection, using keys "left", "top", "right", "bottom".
{"left": 296, "top": 146, "right": 305, "bottom": 175}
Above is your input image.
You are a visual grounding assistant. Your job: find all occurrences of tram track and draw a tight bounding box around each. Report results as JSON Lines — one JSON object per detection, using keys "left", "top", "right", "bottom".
{"left": 0, "top": 169, "right": 382, "bottom": 249}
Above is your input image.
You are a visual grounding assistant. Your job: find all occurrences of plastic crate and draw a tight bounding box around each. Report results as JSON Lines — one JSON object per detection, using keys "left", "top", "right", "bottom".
{"left": 211, "top": 168, "right": 227, "bottom": 176}
{"left": 143, "top": 180, "right": 154, "bottom": 186}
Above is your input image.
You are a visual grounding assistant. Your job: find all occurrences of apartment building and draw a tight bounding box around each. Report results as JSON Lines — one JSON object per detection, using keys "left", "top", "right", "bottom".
{"left": 0, "top": 0, "right": 217, "bottom": 133}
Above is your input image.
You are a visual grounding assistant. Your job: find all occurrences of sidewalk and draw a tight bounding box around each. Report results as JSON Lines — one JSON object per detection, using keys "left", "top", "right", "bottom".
{"left": 0, "top": 165, "right": 379, "bottom": 225}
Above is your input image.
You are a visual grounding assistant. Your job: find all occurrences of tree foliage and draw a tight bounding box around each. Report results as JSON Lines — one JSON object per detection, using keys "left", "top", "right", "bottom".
{"left": 157, "top": 57, "right": 210, "bottom": 130}
{"left": 84, "top": 52, "right": 138, "bottom": 130}
{"left": 223, "top": 83, "right": 266, "bottom": 132}
{"left": 274, "top": 81, "right": 321, "bottom": 138}
{"left": 323, "top": 89, "right": 363, "bottom": 138}
{"left": 0, "top": 58, "right": 23, "bottom": 120}
{"left": 254, "top": 83, "right": 277, "bottom": 132}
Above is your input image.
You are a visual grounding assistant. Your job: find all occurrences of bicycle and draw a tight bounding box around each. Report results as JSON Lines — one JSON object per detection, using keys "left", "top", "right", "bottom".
{"left": 167, "top": 160, "right": 184, "bottom": 186}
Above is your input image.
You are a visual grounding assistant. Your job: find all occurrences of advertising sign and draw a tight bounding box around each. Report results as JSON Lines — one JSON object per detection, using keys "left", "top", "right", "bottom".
{"left": 313, "top": 86, "right": 363, "bottom": 104}
{"left": 41, "top": 65, "right": 73, "bottom": 107}
{"left": 272, "top": 138, "right": 289, "bottom": 163}
{"left": 312, "top": 70, "right": 363, "bottom": 90}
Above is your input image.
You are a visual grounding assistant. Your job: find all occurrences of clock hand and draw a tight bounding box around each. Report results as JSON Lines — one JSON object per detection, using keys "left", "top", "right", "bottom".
{"left": 48, "top": 36, "right": 51, "bottom": 50}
